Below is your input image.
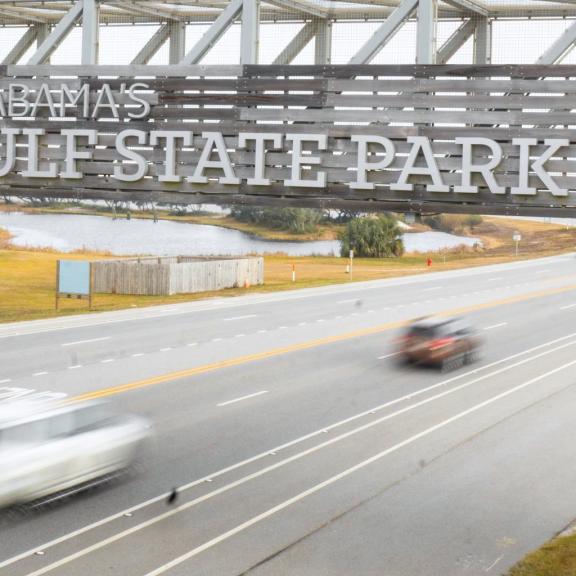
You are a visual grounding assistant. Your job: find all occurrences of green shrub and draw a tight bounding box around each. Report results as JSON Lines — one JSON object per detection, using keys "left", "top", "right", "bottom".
{"left": 339, "top": 215, "right": 404, "bottom": 258}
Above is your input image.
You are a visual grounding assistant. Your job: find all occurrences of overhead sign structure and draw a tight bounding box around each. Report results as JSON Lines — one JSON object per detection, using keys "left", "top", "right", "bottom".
{"left": 4, "top": 64, "right": 576, "bottom": 216}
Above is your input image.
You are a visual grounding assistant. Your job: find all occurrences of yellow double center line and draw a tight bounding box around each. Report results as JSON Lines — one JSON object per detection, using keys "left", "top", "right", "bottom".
{"left": 73, "top": 282, "right": 576, "bottom": 403}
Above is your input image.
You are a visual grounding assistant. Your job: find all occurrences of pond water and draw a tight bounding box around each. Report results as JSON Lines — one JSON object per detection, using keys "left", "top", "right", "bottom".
{"left": 0, "top": 212, "right": 480, "bottom": 257}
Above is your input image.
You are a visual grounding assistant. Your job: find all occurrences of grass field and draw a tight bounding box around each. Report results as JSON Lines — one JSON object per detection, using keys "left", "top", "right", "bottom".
{"left": 1, "top": 215, "right": 575, "bottom": 324}
{"left": 507, "top": 530, "right": 576, "bottom": 576}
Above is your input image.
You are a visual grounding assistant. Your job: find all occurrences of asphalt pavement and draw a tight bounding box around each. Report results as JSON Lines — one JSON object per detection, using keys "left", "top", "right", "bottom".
{"left": 2, "top": 253, "right": 576, "bottom": 575}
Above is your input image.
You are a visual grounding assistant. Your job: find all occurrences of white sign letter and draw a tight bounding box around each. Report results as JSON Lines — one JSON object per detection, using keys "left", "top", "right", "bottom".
{"left": 188, "top": 132, "right": 239, "bottom": 185}
{"left": 150, "top": 131, "right": 192, "bottom": 182}
{"left": 0, "top": 128, "right": 20, "bottom": 177}
{"left": 114, "top": 130, "right": 148, "bottom": 182}
{"left": 21, "top": 129, "right": 57, "bottom": 178}
{"left": 284, "top": 134, "right": 327, "bottom": 188}
{"left": 238, "top": 133, "right": 282, "bottom": 185}
{"left": 455, "top": 137, "right": 504, "bottom": 195}
{"left": 9, "top": 84, "right": 30, "bottom": 117}
{"left": 390, "top": 136, "right": 448, "bottom": 193}
{"left": 350, "top": 135, "right": 395, "bottom": 190}
{"left": 61, "top": 129, "right": 97, "bottom": 179}
{"left": 512, "top": 138, "right": 568, "bottom": 197}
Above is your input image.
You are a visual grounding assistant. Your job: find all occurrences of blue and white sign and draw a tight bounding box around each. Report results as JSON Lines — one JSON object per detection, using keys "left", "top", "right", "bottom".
{"left": 58, "top": 260, "right": 90, "bottom": 296}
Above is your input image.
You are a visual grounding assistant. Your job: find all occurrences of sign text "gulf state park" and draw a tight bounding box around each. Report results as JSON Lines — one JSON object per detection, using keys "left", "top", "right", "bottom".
{"left": 0, "top": 130, "right": 570, "bottom": 197}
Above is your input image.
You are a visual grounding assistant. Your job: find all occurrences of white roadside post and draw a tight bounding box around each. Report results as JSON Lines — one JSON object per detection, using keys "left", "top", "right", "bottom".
{"left": 349, "top": 249, "right": 354, "bottom": 280}
{"left": 513, "top": 231, "right": 522, "bottom": 256}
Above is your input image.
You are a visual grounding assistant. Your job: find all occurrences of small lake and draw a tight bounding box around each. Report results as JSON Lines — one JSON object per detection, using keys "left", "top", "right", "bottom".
{"left": 0, "top": 212, "right": 480, "bottom": 257}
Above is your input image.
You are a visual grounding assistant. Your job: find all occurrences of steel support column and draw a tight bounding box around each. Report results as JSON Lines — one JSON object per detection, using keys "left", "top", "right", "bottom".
{"left": 314, "top": 18, "right": 332, "bottom": 64}
{"left": 473, "top": 16, "right": 491, "bottom": 64}
{"left": 241, "top": 0, "right": 260, "bottom": 64}
{"left": 416, "top": 0, "right": 438, "bottom": 64}
{"left": 82, "top": 0, "right": 99, "bottom": 64}
{"left": 169, "top": 21, "right": 186, "bottom": 64}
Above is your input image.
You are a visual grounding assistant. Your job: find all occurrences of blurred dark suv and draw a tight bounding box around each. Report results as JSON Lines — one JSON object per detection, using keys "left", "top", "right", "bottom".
{"left": 397, "top": 316, "right": 481, "bottom": 370}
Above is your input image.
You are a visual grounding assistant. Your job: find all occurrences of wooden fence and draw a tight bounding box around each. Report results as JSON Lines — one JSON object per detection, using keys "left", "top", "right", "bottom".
{"left": 4, "top": 64, "right": 576, "bottom": 215}
{"left": 92, "top": 256, "right": 264, "bottom": 296}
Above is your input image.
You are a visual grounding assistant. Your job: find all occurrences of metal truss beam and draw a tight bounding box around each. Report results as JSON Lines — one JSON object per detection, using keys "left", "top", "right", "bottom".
{"left": 348, "top": 0, "right": 418, "bottom": 64}
{"left": 2, "top": 26, "right": 37, "bottom": 64}
{"left": 536, "top": 19, "right": 576, "bottom": 64}
{"left": 82, "top": 0, "right": 99, "bottom": 64}
{"left": 131, "top": 23, "right": 170, "bottom": 64}
{"left": 436, "top": 18, "right": 475, "bottom": 64}
{"left": 28, "top": 0, "right": 83, "bottom": 64}
{"left": 241, "top": 0, "right": 259, "bottom": 64}
{"left": 112, "top": 1, "right": 182, "bottom": 21}
{"left": 272, "top": 20, "right": 315, "bottom": 64}
{"left": 179, "top": 0, "right": 242, "bottom": 64}
{"left": 442, "top": 0, "right": 488, "bottom": 17}
{"left": 265, "top": 0, "right": 326, "bottom": 19}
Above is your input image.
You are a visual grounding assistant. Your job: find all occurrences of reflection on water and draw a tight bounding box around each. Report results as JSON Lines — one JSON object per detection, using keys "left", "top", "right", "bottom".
{"left": 0, "top": 212, "right": 480, "bottom": 256}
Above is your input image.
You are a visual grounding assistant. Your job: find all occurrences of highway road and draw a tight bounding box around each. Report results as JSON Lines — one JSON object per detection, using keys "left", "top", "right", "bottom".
{"left": 2, "top": 254, "right": 576, "bottom": 575}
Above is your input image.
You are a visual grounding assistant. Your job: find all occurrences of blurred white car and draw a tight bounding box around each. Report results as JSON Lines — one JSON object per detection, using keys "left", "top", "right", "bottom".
{"left": 0, "top": 399, "right": 150, "bottom": 509}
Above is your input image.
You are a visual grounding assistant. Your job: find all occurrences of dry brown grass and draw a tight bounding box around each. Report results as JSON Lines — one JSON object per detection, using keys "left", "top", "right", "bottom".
{"left": 507, "top": 532, "right": 576, "bottom": 576}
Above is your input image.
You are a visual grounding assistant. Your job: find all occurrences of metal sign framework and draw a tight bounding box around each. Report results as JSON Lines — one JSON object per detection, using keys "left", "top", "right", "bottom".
{"left": 3, "top": 64, "right": 576, "bottom": 216}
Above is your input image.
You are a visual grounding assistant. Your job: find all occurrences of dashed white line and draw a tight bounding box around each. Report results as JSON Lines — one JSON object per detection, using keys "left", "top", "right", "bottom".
{"left": 234, "top": 334, "right": 245, "bottom": 339}
{"left": 377, "top": 353, "right": 399, "bottom": 360}
{"left": 483, "top": 322, "right": 508, "bottom": 331}
{"left": 212, "top": 338, "right": 223, "bottom": 343}
{"left": 224, "top": 314, "right": 258, "bottom": 322}
{"left": 257, "top": 329, "right": 268, "bottom": 333}
{"left": 298, "top": 322, "right": 307, "bottom": 326}
{"left": 486, "top": 277, "right": 503, "bottom": 282}
{"left": 0, "top": 379, "right": 11, "bottom": 384}
{"left": 560, "top": 303, "right": 576, "bottom": 310}
{"left": 187, "top": 342, "right": 198, "bottom": 347}
{"left": 316, "top": 319, "right": 325, "bottom": 323}
{"left": 33, "top": 372, "right": 48, "bottom": 377}
{"left": 160, "top": 348, "right": 172, "bottom": 352}
{"left": 278, "top": 326, "right": 287, "bottom": 330}
{"left": 337, "top": 299, "right": 360, "bottom": 304}
{"left": 131, "top": 353, "right": 145, "bottom": 358}
{"left": 68, "top": 365, "right": 82, "bottom": 370}
{"left": 62, "top": 336, "right": 110, "bottom": 347}
{"left": 485, "top": 556, "right": 503, "bottom": 572}
{"left": 423, "top": 286, "right": 442, "bottom": 292}
{"left": 101, "top": 359, "right": 115, "bottom": 364}
{"left": 217, "top": 390, "right": 269, "bottom": 407}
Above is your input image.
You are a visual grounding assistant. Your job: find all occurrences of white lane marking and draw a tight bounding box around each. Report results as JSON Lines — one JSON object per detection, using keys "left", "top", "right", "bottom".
{"left": 131, "top": 353, "right": 145, "bottom": 357}
{"left": 143, "top": 357, "right": 576, "bottom": 576}
{"left": 160, "top": 348, "right": 172, "bottom": 352}
{"left": 234, "top": 334, "right": 245, "bottom": 339}
{"left": 483, "top": 322, "right": 508, "bottom": 331}
{"left": 101, "top": 359, "right": 115, "bottom": 364}
{"left": 423, "top": 286, "right": 442, "bottom": 291}
{"left": 337, "top": 299, "right": 360, "bottom": 304}
{"left": 20, "top": 337, "right": 576, "bottom": 576}
{"left": 224, "top": 315, "right": 258, "bottom": 322}
{"left": 316, "top": 319, "right": 325, "bottom": 323}
{"left": 217, "top": 390, "right": 269, "bottom": 407}
{"left": 32, "top": 372, "right": 48, "bottom": 377}
{"left": 0, "top": 379, "right": 11, "bottom": 384}
{"left": 298, "top": 322, "right": 307, "bottom": 326}
{"left": 61, "top": 336, "right": 110, "bottom": 347}
{"left": 560, "top": 303, "right": 576, "bottom": 310}
{"left": 68, "top": 365, "right": 82, "bottom": 370}
{"left": 187, "top": 342, "right": 198, "bottom": 347}
{"left": 485, "top": 556, "right": 503, "bottom": 572}
{"left": 212, "top": 338, "right": 223, "bottom": 342}
{"left": 378, "top": 353, "right": 398, "bottom": 360}
{"left": 535, "top": 270, "right": 548, "bottom": 275}
{"left": 486, "top": 277, "right": 503, "bottom": 282}
{"left": 279, "top": 326, "right": 287, "bottom": 330}
{"left": 257, "top": 329, "right": 268, "bottom": 333}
